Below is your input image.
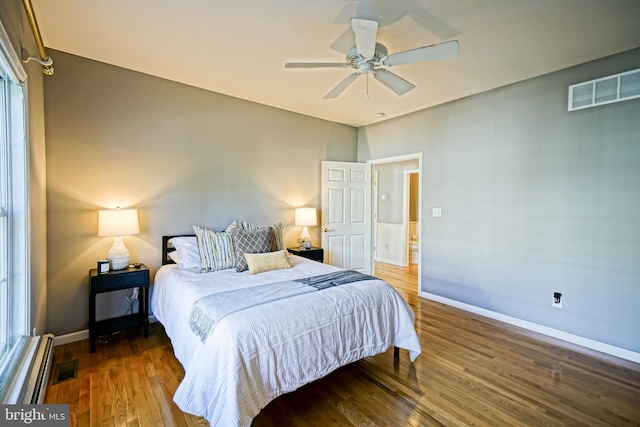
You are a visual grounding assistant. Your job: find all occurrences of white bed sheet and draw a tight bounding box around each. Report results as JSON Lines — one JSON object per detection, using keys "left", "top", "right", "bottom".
{"left": 152, "top": 255, "right": 421, "bottom": 426}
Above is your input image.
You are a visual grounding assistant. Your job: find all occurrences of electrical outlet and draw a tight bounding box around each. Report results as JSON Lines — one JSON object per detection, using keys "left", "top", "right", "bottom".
{"left": 552, "top": 292, "right": 562, "bottom": 309}
{"left": 432, "top": 207, "right": 442, "bottom": 217}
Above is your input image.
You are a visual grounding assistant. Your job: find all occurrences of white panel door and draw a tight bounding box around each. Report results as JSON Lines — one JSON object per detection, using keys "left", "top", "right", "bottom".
{"left": 321, "top": 161, "right": 372, "bottom": 273}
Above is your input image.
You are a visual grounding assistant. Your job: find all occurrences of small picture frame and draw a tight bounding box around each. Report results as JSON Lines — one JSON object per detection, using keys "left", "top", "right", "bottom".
{"left": 97, "top": 260, "right": 110, "bottom": 274}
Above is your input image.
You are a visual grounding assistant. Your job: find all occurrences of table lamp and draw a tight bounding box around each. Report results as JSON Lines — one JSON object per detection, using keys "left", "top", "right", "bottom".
{"left": 295, "top": 207, "right": 317, "bottom": 250}
{"left": 98, "top": 207, "right": 139, "bottom": 270}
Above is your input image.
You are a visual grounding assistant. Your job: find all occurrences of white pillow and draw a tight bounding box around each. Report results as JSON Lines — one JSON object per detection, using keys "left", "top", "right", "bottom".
{"left": 168, "top": 236, "right": 200, "bottom": 270}
{"left": 168, "top": 250, "right": 181, "bottom": 263}
{"left": 244, "top": 250, "right": 292, "bottom": 275}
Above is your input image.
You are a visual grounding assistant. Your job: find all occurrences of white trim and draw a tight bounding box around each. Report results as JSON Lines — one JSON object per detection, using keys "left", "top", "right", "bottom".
{"left": 53, "top": 315, "right": 159, "bottom": 346}
{"left": 420, "top": 291, "right": 640, "bottom": 364}
{"left": 1, "top": 336, "right": 37, "bottom": 404}
{"left": 0, "top": 20, "right": 27, "bottom": 82}
{"left": 372, "top": 170, "right": 379, "bottom": 261}
{"left": 53, "top": 330, "right": 88, "bottom": 347}
{"left": 368, "top": 152, "right": 422, "bottom": 165}
{"left": 0, "top": 49, "right": 30, "bottom": 377}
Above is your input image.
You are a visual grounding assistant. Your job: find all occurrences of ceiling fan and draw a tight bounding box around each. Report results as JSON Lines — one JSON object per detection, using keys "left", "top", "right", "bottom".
{"left": 285, "top": 18, "right": 459, "bottom": 99}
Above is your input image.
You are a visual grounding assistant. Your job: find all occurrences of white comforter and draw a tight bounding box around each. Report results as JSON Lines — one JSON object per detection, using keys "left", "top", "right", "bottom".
{"left": 152, "top": 256, "right": 421, "bottom": 426}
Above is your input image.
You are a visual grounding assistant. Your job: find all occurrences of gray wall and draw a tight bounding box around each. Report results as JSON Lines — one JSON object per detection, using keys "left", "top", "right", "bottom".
{"left": 374, "top": 160, "right": 418, "bottom": 223}
{"left": 358, "top": 48, "right": 640, "bottom": 353}
{"left": 44, "top": 51, "right": 357, "bottom": 335}
{"left": 0, "top": 2, "right": 47, "bottom": 336}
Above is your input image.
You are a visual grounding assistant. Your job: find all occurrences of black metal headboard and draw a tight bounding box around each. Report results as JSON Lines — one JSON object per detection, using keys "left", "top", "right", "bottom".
{"left": 162, "top": 234, "right": 196, "bottom": 265}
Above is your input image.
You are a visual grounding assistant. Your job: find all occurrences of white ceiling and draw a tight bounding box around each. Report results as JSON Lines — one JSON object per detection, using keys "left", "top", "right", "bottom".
{"left": 31, "top": 0, "right": 640, "bottom": 127}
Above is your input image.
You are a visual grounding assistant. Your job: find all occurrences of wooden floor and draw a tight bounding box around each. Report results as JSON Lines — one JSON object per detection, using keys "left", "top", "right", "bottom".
{"left": 44, "top": 262, "right": 640, "bottom": 426}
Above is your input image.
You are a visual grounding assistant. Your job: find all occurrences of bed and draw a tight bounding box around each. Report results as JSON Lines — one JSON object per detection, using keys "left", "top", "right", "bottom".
{"left": 152, "top": 234, "right": 421, "bottom": 426}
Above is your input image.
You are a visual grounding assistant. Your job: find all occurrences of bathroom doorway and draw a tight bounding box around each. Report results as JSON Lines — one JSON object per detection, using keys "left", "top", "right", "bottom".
{"left": 370, "top": 153, "right": 422, "bottom": 297}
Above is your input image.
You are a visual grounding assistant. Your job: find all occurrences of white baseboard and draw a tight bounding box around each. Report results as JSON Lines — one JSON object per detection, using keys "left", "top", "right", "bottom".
{"left": 54, "top": 330, "right": 89, "bottom": 347}
{"left": 374, "top": 256, "right": 405, "bottom": 267}
{"left": 53, "top": 314, "right": 159, "bottom": 347}
{"left": 420, "top": 291, "right": 640, "bottom": 364}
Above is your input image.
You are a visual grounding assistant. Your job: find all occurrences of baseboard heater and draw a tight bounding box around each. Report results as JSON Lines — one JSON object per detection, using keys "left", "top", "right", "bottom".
{"left": 0, "top": 333, "right": 55, "bottom": 404}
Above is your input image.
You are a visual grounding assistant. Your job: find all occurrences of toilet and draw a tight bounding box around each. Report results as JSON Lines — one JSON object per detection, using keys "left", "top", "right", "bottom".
{"left": 409, "top": 235, "right": 419, "bottom": 264}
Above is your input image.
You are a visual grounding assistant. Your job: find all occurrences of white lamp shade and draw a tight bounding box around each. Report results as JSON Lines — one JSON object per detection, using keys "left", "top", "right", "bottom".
{"left": 295, "top": 207, "right": 317, "bottom": 250}
{"left": 294, "top": 208, "right": 317, "bottom": 227}
{"left": 98, "top": 208, "right": 140, "bottom": 236}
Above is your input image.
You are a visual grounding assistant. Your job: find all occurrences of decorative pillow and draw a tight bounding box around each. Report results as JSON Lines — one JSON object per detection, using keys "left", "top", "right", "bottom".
{"left": 168, "top": 236, "right": 201, "bottom": 269}
{"left": 232, "top": 228, "right": 272, "bottom": 272}
{"left": 240, "top": 221, "right": 285, "bottom": 251}
{"left": 244, "top": 250, "right": 292, "bottom": 275}
{"left": 193, "top": 225, "right": 236, "bottom": 272}
{"left": 224, "top": 220, "right": 240, "bottom": 232}
{"left": 240, "top": 221, "right": 259, "bottom": 230}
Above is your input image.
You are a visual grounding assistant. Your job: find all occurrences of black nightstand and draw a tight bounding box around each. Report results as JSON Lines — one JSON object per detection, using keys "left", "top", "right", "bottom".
{"left": 287, "top": 247, "right": 324, "bottom": 263}
{"left": 89, "top": 264, "right": 149, "bottom": 353}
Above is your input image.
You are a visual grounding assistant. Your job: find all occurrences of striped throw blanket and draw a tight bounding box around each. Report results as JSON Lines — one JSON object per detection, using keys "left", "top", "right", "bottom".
{"left": 188, "top": 270, "right": 375, "bottom": 342}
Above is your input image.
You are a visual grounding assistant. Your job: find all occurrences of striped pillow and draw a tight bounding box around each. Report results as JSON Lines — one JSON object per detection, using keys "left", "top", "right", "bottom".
{"left": 240, "top": 221, "right": 285, "bottom": 251}
{"left": 224, "top": 220, "right": 240, "bottom": 232}
{"left": 193, "top": 225, "right": 236, "bottom": 272}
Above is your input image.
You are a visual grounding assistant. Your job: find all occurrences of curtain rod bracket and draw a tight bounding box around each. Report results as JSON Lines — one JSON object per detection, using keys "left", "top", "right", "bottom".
{"left": 23, "top": 55, "right": 54, "bottom": 75}
{"left": 23, "top": 53, "right": 53, "bottom": 66}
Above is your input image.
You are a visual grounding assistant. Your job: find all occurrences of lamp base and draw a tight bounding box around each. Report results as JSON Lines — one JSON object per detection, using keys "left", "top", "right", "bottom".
{"left": 297, "top": 226, "right": 312, "bottom": 250}
{"left": 106, "top": 236, "right": 130, "bottom": 270}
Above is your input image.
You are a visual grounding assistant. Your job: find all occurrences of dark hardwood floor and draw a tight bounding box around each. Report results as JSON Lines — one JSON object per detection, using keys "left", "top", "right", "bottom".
{"left": 44, "top": 262, "right": 640, "bottom": 426}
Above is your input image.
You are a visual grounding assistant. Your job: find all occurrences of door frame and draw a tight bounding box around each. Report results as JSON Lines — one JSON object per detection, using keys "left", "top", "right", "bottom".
{"left": 368, "top": 153, "right": 422, "bottom": 294}
{"left": 372, "top": 169, "right": 379, "bottom": 261}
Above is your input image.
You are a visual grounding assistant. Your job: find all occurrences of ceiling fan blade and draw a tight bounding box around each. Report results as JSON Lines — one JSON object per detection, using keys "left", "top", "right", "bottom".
{"left": 330, "top": 27, "right": 356, "bottom": 54}
{"left": 323, "top": 73, "right": 360, "bottom": 99}
{"left": 383, "top": 40, "right": 459, "bottom": 67}
{"left": 351, "top": 18, "right": 378, "bottom": 60}
{"left": 373, "top": 69, "right": 415, "bottom": 95}
{"left": 285, "top": 62, "right": 350, "bottom": 69}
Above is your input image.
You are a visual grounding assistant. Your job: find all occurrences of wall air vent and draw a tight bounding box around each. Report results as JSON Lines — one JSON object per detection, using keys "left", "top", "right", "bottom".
{"left": 568, "top": 68, "right": 640, "bottom": 111}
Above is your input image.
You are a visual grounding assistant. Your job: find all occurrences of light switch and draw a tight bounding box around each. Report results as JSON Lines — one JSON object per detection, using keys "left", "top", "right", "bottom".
{"left": 432, "top": 207, "right": 442, "bottom": 217}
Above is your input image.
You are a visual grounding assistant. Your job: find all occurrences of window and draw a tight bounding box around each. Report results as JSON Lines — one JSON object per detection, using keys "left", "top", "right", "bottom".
{"left": 0, "top": 23, "right": 29, "bottom": 398}
{"left": 0, "top": 72, "right": 7, "bottom": 363}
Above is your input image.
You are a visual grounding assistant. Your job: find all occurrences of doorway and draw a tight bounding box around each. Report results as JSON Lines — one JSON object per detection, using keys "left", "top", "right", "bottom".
{"left": 369, "top": 153, "right": 422, "bottom": 296}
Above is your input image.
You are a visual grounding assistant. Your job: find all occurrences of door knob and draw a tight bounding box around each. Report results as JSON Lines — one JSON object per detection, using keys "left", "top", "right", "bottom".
{"left": 323, "top": 227, "right": 334, "bottom": 232}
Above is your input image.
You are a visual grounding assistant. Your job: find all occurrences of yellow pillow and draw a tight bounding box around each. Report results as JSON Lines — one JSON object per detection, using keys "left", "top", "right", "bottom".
{"left": 244, "top": 250, "right": 292, "bottom": 275}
